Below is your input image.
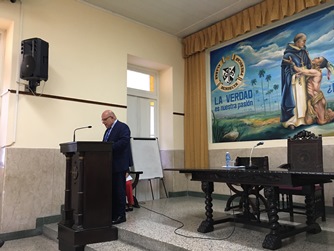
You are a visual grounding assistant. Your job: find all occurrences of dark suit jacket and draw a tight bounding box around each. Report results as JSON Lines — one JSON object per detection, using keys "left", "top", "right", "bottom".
{"left": 104, "top": 120, "right": 131, "bottom": 173}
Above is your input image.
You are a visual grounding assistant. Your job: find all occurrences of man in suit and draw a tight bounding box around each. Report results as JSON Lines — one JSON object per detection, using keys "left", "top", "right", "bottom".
{"left": 101, "top": 110, "right": 131, "bottom": 224}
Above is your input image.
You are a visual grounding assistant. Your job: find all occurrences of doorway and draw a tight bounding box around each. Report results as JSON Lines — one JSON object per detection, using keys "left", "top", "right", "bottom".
{"left": 127, "top": 67, "right": 161, "bottom": 201}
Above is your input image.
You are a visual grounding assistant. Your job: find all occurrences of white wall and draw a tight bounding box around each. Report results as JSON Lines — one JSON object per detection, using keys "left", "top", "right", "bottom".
{"left": 0, "top": 0, "right": 184, "bottom": 234}
{"left": 0, "top": 0, "right": 184, "bottom": 149}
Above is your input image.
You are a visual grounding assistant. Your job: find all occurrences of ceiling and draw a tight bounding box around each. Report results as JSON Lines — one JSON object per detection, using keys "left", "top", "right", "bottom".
{"left": 81, "top": 0, "right": 263, "bottom": 38}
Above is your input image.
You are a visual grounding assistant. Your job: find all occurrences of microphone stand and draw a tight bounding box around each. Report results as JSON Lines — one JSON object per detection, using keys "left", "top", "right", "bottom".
{"left": 73, "top": 126, "right": 92, "bottom": 142}
{"left": 248, "top": 142, "right": 264, "bottom": 169}
{"left": 249, "top": 146, "right": 256, "bottom": 168}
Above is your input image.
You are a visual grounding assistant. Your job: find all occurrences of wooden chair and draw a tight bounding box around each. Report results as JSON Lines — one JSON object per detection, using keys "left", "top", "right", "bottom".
{"left": 225, "top": 156, "right": 269, "bottom": 221}
{"left": 277, "top": 130, "right": 326, "bottom": 221}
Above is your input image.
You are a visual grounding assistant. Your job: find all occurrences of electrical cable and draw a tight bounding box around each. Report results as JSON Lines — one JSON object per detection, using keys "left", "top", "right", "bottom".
{"left": 139, "top": 189, "right": 237, "bottom": 241}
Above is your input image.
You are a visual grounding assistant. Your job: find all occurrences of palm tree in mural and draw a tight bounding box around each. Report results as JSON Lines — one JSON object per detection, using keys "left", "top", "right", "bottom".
{"left": 273, "top": 84, "right": 280, "bottom": 111}
{"left": 258, "top": 69, "right": 266, "bottom": 113}
{"left": 265, "top": 74, "right": 271, "bottom": 89}
{"left": 265, "top": 74, "right": 272, "bottom": 111}
{"left": 266, "top": 89, "right": 273, "bottom": 112}
{"left": 251, "top": 78, "right": 257, "bottom": 112}
{"left": 256, "top": 90, "right": 260, "bottom": 107}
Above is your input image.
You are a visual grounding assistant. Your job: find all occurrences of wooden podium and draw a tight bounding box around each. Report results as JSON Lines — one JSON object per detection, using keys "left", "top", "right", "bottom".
{"left": 58, "top": 142, "right": 118, "bottom": 251}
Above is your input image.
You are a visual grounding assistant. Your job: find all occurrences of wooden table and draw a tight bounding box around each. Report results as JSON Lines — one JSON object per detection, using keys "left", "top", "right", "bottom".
{"left": 169, "top": 168, "right": 334, "bottom": 250}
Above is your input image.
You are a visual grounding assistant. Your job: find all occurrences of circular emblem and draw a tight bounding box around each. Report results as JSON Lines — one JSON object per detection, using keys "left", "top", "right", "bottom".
{"left": 297, "top": 151, "right": 310, "bottom": 165}
{"left": 214, "top": 54, "right": 246, "bottom": 92}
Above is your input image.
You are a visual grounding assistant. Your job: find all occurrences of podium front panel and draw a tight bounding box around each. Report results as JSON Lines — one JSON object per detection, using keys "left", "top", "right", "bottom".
{"left": 71, "top": 151, "right": 112, "bottom": 228}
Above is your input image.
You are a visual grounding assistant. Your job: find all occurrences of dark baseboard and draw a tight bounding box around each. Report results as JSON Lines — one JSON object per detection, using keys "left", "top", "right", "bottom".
{"left": 0, "top": 214, "right": 61, "bottom": 241}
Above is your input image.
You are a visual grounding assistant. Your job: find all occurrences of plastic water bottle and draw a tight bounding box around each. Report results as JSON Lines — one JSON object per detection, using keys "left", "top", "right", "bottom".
{"left": 225, "top": 152, "right": 231, "bottom": 167}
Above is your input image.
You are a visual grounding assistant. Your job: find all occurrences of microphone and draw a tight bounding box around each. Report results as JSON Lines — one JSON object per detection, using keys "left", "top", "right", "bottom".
{"left": 248, "top": 141, "right": 264, "bottom": 169}
{"left": 73, "top": 126, "right": 92, "bottom": 142}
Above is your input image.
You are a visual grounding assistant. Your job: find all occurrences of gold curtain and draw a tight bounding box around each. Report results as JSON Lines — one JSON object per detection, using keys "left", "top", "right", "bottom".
{"left": 183, "top": 0, "right": 330, "bottom": 169}
{"left": 184, "top": 51, "right": 209, "bottom": 168}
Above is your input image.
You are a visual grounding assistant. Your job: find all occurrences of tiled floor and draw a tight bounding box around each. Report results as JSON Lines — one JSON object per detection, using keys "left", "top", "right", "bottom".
{"left": 1, "top": 196, "right": 334, "bottom": 251}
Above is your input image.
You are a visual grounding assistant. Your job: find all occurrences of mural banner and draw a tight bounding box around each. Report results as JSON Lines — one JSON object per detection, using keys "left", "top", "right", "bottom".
{"left": 209, "top": 5, "right": 334, "bottom": 143}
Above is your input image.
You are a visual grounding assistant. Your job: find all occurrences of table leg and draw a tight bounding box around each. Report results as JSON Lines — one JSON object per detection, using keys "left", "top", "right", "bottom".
{"left": 197, "top": 181, "right": 214, "bottom": 233}
{"left": 241, "top": 184, "right": 250, "bottom": 215}
{"left": 241, "top": 184, "right": 258, "bottom": 221}
{"left": 305, "top": 185, "right": 321, "bottom": 234}
{"left": 262, "top": 186, "right": 282, "bottom": 250}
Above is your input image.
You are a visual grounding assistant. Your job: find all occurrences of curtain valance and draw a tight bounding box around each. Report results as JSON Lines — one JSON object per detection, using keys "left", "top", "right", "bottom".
{"left": 182, "top": 0, "right": 329, "bottom": 58}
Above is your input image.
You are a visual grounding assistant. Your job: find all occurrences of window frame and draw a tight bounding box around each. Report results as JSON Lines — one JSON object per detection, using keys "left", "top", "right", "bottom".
{"left": 127, "top": 64, "right": 158, "bottom": 100}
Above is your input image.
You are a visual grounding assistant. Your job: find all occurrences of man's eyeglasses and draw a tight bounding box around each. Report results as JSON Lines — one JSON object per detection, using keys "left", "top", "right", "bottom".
{"left": 102, "top": 116, "right": 112, "bottom": 122}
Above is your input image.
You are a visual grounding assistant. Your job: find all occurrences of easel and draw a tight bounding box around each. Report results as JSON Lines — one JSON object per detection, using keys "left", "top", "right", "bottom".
{"left": 148, "top": 177, "right": 168, "bottom": 200}
{"left": 130, "top": 137, "right": 168, "bottom": 201}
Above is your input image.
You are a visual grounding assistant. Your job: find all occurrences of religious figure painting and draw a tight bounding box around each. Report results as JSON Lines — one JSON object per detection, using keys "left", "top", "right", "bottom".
{"left": 209, "top": 5, "right": 334, "bottom": 143}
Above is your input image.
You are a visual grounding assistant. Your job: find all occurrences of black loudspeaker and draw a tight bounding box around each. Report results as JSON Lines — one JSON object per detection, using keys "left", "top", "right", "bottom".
{"left": 288, "top": 135, "right": 323, "bottom": 172}
{"left": 20, "top": 38, "right": 49, "bottom": 92}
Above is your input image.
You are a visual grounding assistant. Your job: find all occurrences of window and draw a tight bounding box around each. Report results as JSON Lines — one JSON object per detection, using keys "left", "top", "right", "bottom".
{"left": 150, "top": 101, "right": 155, "bottom": 137}
{"left": 127, "top": 65, "right": 159, "bottom": 138}
{"left": 127, "top": 70, "right": 154, "bottom": 92}
{"left": 127, "top": 65, "right": 157, "bottom": 99}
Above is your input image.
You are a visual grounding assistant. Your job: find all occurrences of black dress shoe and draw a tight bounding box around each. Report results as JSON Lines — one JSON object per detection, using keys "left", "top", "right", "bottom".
{"left": 112, "top": 215, "right": 126, "bottom": 225}
{"left": 0, "top": 239, "right": 4, "bottom": 247}
{"left": 126, "top": 206, "right": 133, "bottom": 212}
